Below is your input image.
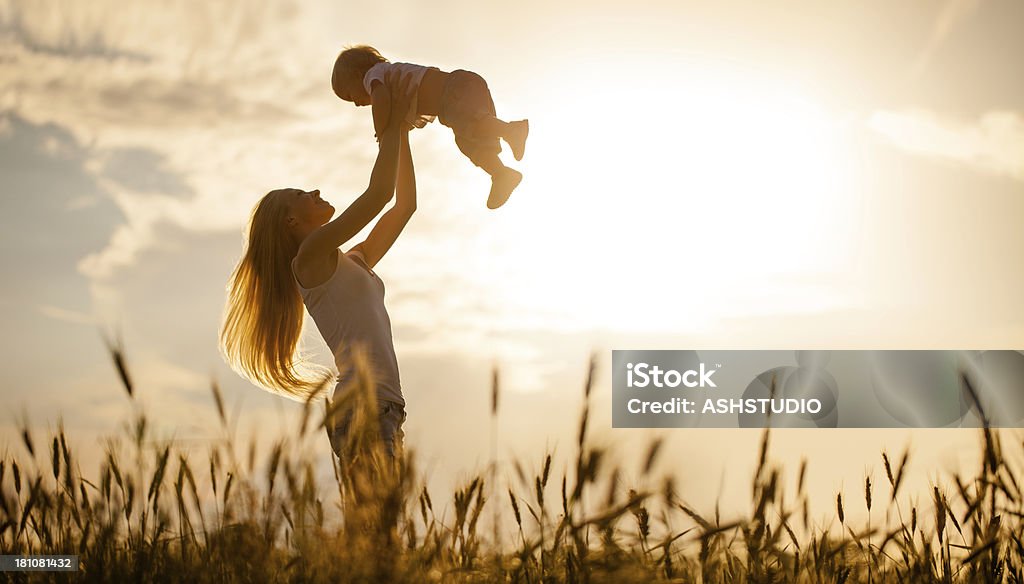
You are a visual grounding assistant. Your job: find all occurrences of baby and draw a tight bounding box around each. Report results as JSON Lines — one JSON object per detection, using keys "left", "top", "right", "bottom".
{"left": 332, "top": 45, "right": 528, "bottom": 210}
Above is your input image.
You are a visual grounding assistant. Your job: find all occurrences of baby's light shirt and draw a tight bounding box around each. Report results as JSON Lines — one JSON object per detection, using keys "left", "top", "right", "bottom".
{"left": 363, "top": 62, "right": 438, "bottom": 129}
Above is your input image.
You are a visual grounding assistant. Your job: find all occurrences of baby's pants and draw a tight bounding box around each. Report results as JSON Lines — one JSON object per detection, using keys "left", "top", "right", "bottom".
{"left": 438, "top": 69, "right": 502, "bottom": 169}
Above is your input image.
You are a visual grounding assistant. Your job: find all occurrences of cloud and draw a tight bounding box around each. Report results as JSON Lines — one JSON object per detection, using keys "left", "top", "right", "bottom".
{"left": 37, "top": 303, "right": 97, "bottom": 326}
{"left": 914, "top": 0, "right": 983, "bottom": 76}
{"left": 1, "top": 1, "right": 583, "bottom": 356}
{"left": 869, "top": 109, "right": 1024, "bottom": 181}
{"left": 0, "top": 3, "right": 151, "bottom": 62}
{"left": 100, "top": 147, "right": 191, "bottom": 196}
{"left": 0, "top": 0, "right": 388, "bottom": 286}
{"left": 0, "top": 114, "right": 123, "bottom": 313}
{"left": 2, "top": 0, "right": 533, "bottom": 362}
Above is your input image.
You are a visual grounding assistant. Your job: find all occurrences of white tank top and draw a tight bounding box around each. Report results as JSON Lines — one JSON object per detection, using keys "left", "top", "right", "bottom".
{"left": 292, "top": 249, "right": 404, "bottom": 406}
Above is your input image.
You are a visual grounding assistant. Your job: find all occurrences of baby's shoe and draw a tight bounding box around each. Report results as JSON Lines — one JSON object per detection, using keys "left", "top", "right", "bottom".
{"left": 505, "top": 120, "right": 529, "bottom": 161}
{"left": 487, "top": 168, "right": 522, "bottom": 209}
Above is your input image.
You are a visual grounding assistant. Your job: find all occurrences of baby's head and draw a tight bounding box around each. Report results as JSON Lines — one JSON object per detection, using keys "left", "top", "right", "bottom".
{"left": 332, "top": 45, "right": 388, "bottom": 106}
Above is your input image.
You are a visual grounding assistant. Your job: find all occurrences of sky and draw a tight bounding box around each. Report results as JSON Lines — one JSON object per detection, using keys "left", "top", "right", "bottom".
{"left": 2, "top": 0, "right": 1023, "bottom": 521}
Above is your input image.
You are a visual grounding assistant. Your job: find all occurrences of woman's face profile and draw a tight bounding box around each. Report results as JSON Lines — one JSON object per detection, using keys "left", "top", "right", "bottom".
{"left": 286, "top": 188, "right": 334, "bottom": 228}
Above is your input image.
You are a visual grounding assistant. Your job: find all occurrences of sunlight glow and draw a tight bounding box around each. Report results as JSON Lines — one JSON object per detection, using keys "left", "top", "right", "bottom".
{"left": 476, "top": 55, "right": 860, "bottom": 334}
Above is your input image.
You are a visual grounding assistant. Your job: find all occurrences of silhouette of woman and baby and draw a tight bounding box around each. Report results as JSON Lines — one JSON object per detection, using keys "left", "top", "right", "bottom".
{"left": 220, "top": 46, "right": 528, "bottom": 461}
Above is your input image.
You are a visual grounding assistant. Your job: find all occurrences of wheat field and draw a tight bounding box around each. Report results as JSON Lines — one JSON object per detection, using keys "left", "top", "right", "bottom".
{"left": 1, "top": 344, "right": 1022, "bottom": 583}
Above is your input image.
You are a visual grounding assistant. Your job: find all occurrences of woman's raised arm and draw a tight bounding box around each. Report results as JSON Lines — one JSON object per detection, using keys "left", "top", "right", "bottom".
{"left": 298, "top": 75, "right": 415, "bottom": 260}
{"left": 350, "top": 129, "right": 417, "bottom": 269}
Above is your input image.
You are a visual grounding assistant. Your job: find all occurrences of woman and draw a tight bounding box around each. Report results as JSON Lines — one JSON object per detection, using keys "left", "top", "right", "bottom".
{"left": 220, "top": 78, "right": 417, "bottom": 459}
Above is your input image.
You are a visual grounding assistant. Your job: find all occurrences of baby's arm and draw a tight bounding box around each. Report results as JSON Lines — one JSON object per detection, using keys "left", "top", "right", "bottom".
{"left": 370, "top": 81, "right": 391, "bottom": 141}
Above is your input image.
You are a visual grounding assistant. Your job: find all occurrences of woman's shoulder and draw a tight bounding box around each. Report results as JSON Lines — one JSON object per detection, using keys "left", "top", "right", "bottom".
{"left": 292, "top": 248, "right": 341, "bottom": 290}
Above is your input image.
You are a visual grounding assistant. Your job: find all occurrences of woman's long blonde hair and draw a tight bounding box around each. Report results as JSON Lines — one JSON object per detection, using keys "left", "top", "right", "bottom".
{"left": 220, "top": 189, "right": 330, "bottom": 400}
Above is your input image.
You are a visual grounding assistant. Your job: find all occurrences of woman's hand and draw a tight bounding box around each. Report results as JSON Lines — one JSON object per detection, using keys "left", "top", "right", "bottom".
{"left": 296, "top": 72, "right": 415, "bottom": 259}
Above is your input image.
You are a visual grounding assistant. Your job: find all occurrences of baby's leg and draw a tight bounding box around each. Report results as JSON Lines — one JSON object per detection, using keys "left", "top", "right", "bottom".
{"left": 473, "top": 117, "right": 529, "bottom": 161}
{"left": 470, "top": 116, "right": 510, "bottom": 139}
{"left": 441, "top": 70, "right": 528, "bottom": 160}
{"left": 454, "top": 132, "right": 521, "bottom": 209}
{"left": 441, "top": 70, "right": 523, "bottom": 208}
{"left": 463, "top": 144, "right": 506, "bottom": 177}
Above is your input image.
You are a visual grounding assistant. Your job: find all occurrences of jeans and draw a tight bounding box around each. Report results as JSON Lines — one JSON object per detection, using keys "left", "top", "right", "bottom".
{"left": 327, "top": 399, "right": 406, "bottom": 461}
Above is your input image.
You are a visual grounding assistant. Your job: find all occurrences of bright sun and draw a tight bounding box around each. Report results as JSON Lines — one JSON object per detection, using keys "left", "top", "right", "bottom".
{"left": 467, "top": 55, "right": 860, "bottom": 335}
